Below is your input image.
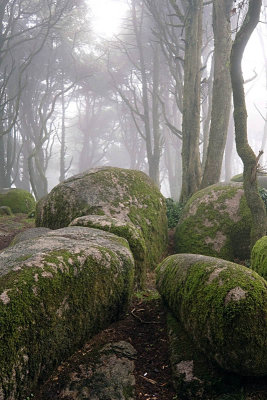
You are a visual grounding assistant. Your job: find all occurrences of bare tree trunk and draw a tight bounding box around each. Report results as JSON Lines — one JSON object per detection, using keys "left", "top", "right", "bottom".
{"left": 230, "top": 0, "right": 266, "bottom": 248}
{"left": 201, "top": 55, "right": 214, "bottom": 172}
{"left": 259, "top": 30, "right": 267, "bottom": 159}
{"left": 180, "top": 0, "right": 203, "bottom": 203}
{"left": 224, "top": 112, "right": 234, "bottom": 182}
{"left": 201, "top": 0, "right": 232, "bottom": 188}
{"left": 59, "top": 76, "right": 66, "bottom": 182}
{"left": 150, "top": 43, "right": 161, "bottom": 187}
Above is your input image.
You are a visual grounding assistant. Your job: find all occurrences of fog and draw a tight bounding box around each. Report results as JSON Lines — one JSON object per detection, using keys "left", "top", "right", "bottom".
{"left": 0, "top": 0, "right": 267, "bottom": 201}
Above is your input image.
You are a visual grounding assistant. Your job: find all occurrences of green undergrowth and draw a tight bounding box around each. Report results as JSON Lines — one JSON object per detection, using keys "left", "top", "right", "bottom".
{"left": 165, "top": 198, "right": 184, "bottom": 228}
{"left": 134, "top": 288, "right": 160, "bottom": 302}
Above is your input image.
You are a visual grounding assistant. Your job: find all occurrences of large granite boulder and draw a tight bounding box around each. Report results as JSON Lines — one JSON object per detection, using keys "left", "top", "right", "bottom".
{"left": 36, "top": 167, "right": 168, "bottom": 284}
{"left": 175, "top": 183, "right": 252, "bottom": 260}
{"left": 156, "top": 253, "right": 267, "bottom": 377}
{"left": 0, "top": 188, "right": 35, "bottom": 214}
{"left": 0, "top": 226, "right": 134, "bottom": 399}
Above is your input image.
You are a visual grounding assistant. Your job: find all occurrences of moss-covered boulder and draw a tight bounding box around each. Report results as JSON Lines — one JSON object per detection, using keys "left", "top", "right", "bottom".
{"left": 251, "top": 236, "right": 267, "bottom": 280}
{"left": 0, "top": 226, "right": 134, "bottom": 399}
{"left": 36, "top": 167, "right": 168, "bottom": 275}
{"left": 175, "top": 183, "right": 252, "bottom": 260}
{"left": 156, "top": 253, "right": 267, "bottom": 376}
{"left": 70, "top": 215, "right": 146, "bottom": 286}
{"left": 0, "top": 188, "right": 35, "bottom": 214}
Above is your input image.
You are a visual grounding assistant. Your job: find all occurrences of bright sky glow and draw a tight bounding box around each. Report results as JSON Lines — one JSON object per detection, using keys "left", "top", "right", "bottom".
{"left": 87, "top": 0, "right": 128, "bottom": 38}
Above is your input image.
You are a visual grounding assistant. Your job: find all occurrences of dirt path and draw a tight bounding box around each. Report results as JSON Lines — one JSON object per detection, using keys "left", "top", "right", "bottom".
{"left": 36, "top": 290, "right": 176, "bottom": 399}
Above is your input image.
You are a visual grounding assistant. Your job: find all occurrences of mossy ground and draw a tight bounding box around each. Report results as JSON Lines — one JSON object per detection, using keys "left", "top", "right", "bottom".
{"left": 35, "top": 283, "right": 176, "bottom": 400}
{"left": 0, "top": 214, "right": 35, "bottom": 251}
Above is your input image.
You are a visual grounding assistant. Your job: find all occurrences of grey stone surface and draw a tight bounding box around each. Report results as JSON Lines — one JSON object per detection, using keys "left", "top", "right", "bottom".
{"left": 11, "top": 227, "right": 51, "bottom": 245}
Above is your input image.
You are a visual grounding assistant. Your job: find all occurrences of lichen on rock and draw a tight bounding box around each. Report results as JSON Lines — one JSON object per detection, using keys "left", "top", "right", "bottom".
{"left": 175, "top": 183, "right": 252, "bottom": 260}
{"left": 156, "top": 253, "right": 267, "bottom": 376}
{"left": 0, "top": 226, "right": 134, "bottom": 399}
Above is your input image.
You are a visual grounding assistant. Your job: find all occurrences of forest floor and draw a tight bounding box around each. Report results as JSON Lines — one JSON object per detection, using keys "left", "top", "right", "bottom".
{"left": 0, "top": 213, "right": 35, "bottom": 250}
{"left": 36, "top": 280, "right": 177, "bottom": 400}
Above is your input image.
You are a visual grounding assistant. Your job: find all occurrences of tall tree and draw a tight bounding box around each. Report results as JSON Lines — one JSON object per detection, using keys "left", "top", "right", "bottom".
{"left": 230, "top": 0, "right": 267, "bottom": 247}
{"left": 201, "top": 0, "right": 233, "bottom": 188}
{"left": 177, "top": 0, "right": 203, "bottom": 202}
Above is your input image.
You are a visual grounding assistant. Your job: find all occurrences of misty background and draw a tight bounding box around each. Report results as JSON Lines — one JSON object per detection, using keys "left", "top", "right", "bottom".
{"left": 0, "top": 0, "right": 267, "bottom": 201}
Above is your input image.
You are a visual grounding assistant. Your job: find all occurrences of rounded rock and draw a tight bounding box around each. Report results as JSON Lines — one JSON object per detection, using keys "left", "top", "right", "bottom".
{"left": 156, "top": 253, "right": 267, "bottom": 376}
{"left": 175, "top": 183, "right": 251, "bottom": 260}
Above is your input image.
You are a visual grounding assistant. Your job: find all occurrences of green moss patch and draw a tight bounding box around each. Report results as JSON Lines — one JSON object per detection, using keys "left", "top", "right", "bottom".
{"left": 251, "top": 236, "right": 267, "bottom": 280}
{"left": 156, "top": 253, "right": 267, "bottom": 376}
{"left": 0, "top": 227, "right": 134, "bottom": 399}
{"left": 0, "top": 189, "right": 35, "bottom": 214}
{"left": 175, "top": 183, "right": 252, "bottom": 261}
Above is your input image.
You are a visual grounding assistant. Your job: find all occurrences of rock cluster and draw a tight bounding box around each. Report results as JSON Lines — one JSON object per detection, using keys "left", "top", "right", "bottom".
{"left": 36, "top": 167, "right": 168, "bottom": 286}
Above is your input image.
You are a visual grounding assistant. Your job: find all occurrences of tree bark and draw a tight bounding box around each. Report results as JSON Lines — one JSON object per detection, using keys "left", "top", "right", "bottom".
{"left": 201, "top": 0, "right": 232, "bottom": 188}
{"left": 230, "top": 0, "right": 266, "bottom": 248}
{"left": 180, "top": 0, "right": 203, "bottom": 203}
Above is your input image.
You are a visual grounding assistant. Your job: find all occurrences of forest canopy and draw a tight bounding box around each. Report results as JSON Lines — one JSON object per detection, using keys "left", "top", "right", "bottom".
{"left": 0, "top": 0, "right": 266, "bottom": 203}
